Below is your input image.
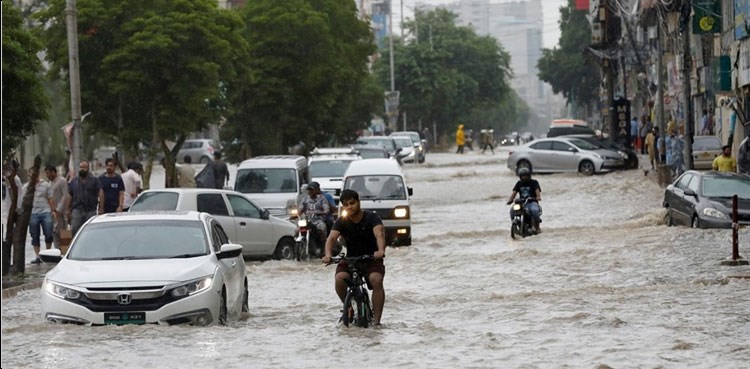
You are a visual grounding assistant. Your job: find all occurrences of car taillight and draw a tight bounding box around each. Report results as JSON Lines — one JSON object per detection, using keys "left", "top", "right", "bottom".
{"left": 207, "top": 146, "right": 214, "bottom": 154}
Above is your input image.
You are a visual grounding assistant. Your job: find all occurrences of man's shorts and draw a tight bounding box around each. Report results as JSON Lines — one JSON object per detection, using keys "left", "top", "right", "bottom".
{"left": 336, "top": 258, "right": 385, "bottom": 288}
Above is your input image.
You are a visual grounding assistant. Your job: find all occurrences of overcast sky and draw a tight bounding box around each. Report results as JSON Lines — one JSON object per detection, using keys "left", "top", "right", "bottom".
{"left": 390, "top": 0, "right": 568, "bottom": 49}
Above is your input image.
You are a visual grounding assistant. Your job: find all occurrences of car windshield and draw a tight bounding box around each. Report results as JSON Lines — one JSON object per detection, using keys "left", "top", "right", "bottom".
{"left": 693, "top": 137, "right": 721, "bottom": 151}
{"left": 356, "top": 138, "right": 396, "bottom": 152}
{"left": 354, "top": 148, "right": 389, "bottom": 159}
{"left": 68, "top": 220, "right": 209, "bottom": 260}
{"left": 235, "top": 168, "right": 297, "bottom": 193}
{"left": 392, "top": 137, "right": 413, "bottom": 148}
{"left": 702, "top": 177, "right": 750, "bottom": 199}
{"left": 129, "top": 192, "right": 179, "bottom": 211}
{"left": 343, "top": 175, "right": 406, "bottom": 200}
{"left": 567, "top": 138, "right": 600, "bottom": 150}
{"left": 310, "top": 160, "right": 354, "bottom": 177}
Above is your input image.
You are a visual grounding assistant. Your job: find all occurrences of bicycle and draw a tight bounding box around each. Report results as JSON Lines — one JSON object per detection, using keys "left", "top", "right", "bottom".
{"left": 328, "top": 254, "right": 374, "bottom": 328}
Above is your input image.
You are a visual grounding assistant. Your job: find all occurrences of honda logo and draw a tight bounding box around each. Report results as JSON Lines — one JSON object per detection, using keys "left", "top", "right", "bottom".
{"left": 117, "top": 293, "right": 132, "bottom": 305}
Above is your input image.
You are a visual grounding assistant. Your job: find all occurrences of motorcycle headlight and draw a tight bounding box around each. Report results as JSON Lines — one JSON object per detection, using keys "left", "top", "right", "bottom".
{"left": 703, "top": 207, "right": 728, "bottom": 220}
{"left": 512, "top": 204, "right": 522, "bottom": 211}
{"left": 45, "top": 281, "right": 81, "bottom": 300}
{"left": 297, "top": 218, "right": 308, "bottom": 227}
{"left": 393, "top": 206, "right": 409, "bottom": 218}
{"left": 170, "top": 276, "right": 213, "bottom": 298}
{"left": 340, "top": 209, "right": 349, "bottom": 218}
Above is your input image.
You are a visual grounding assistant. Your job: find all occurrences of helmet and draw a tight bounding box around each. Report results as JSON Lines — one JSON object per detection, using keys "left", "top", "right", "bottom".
{"left": 517, "top": 168, "right": 531, "bottom": 177}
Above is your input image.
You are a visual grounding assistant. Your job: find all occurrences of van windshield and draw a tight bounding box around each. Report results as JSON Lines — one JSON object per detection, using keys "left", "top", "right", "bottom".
{"left": 310, "top": 160, "right": 355, "bottom": 177}
{"left": 235, "top": 168, "right": 297, "bottom": 194}
{"left": 343, "top": 175, "right": 406, "bottom": 200}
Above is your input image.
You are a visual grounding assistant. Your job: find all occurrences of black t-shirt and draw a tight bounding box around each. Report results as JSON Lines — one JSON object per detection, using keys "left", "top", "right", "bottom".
{"left": 332, "top": 210, "right": 383, "bottom": 257}
{"left": 512, "top": 179, "right": 541, "bottom": 201}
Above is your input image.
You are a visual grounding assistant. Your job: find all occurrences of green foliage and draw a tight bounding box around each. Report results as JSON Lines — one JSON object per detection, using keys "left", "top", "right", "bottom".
{"left": 34, "top": 0, "right": 249, "bottom": 167}
{"left": 2, "top": 2, "right": 49, "bottom": 160}
{"left": 372, "top": 8, "right": 513, "bottom": 139}
{"left": 537, "top": 0, "right": 599, "bottom": 110}
{"left": 225, "top": 0, "right": 378, "bottom": 156}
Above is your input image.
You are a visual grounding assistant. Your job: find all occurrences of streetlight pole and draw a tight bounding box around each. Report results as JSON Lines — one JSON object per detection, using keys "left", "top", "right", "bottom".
{"left": 388, "top": 0, "right": 397, "bottom": 130}
{"left": 65, "top": 0, "right": 83, "bottom": 169}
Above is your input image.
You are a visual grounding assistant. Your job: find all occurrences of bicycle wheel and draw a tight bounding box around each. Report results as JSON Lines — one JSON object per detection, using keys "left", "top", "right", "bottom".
{"left": 341, "top": 293, "right": 357, "bottom": 327}
{"left": 360, "top": 291, "right": 373, "bottom": 328}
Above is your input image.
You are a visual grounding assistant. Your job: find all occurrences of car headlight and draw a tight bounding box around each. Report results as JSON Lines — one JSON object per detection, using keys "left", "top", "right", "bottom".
{"left": 45, "top": 281, "right": 82, "bottom": 300}
{"left": 393, "top": 206, "right": 409, "bottom": 218}
{"left": 593, "top": 153, "right": 603, "bottom": 159}
{"left": 618, "top": 151, "right": 628, "bottom": 159}
{"left": 170, "top": 276, "right": 213, "bottom": 298}
{"left": 289, "top": 208, "right": 299, "bottom": 217}
{"left": 703, "top": 207, "right": 728, "bottom": 220}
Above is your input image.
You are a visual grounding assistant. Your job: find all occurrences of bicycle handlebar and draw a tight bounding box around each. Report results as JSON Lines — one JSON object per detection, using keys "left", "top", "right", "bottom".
{"left": 327, "top": 254, "right": 374, "bottom": 265}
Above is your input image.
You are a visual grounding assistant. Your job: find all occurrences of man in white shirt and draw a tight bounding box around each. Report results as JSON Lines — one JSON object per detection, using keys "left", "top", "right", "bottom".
{"left": 121, "top": 162, "right": 143, "bottom": 211}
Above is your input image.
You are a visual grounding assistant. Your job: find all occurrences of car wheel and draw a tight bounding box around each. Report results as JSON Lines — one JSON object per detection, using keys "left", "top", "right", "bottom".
{"left": 691, "top": 215, "right": 701, "bottom": 229}
{"left": 665, "top": 208, "right": 674, "bottom": 226}
{"left": 273, "top": 237, "right": 295, "bottom": 260}
{"left": 200, "top": 156, "right": 211, "bottom": 164}
{"left": 578, "top": 161, "right": 595, "bottom": 176}
{"left": 241, "top": 278, "right": 249, "bottom": 313}
{"left": 516, "top": 160, "right": 532, "bottom": 174}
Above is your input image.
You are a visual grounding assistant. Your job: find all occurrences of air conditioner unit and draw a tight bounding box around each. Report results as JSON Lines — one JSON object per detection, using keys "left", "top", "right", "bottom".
{"left": 592, "top": 23, "right": 603, "bottom": 44}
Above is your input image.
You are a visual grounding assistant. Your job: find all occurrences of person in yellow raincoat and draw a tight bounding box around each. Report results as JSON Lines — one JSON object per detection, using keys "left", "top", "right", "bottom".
{"left": 456, "top": 124, "right": 465, "bottom": 154}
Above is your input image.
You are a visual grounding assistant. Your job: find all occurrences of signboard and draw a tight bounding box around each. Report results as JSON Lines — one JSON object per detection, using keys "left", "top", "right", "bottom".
{"left": 736, "top": 0, "right": 750, "bottom": 40}
{"left": 613, "top": 97, "right": 631, "bottom": 147}
{"left": 693, "top": 0, "right": 722, "bottom": 34}
{"left": 740, "top": 40, "right": 750, "bottom": 87}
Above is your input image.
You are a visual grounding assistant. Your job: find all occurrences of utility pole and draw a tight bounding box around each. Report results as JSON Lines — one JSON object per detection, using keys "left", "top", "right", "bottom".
{"left": 657, "top": 17, "right": 665, "bottom": 141}
{"left": 682, "top": 27, "right": 694, "bottom": 170}
{"left": 388, "top": 0, "right": 397, "bottom": 131}
{"left": 65, "top": 0, "right": 83, "bottom": 169}
{"left": 400, "top": 0, "right": 404, "bottom": 40}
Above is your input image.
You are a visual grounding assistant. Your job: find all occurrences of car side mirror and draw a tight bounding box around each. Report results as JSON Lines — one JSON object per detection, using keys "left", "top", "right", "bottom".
{"left": 261, "top": 209, "right": 270, "bottom": 220}
{"left": 335, "top": 188, "right": 341, "bottom": 196}
{"left": 39, "top": 248, "right": 63, "bottom": 264}
{"left": 217, "top": 243, "right": 243, "bottom": 259}
{"left": 408, "top": 187, "right": 413, "bottom": 196}
{"left": 568, "top": 147, "right": 578, "bottom": 153}
{"left": 683, "top": 188, "right": 697, "bottom": 197}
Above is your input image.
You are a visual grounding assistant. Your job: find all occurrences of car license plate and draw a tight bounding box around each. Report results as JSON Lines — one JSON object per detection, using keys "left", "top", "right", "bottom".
{"left": 104, "top": 312, "right": 146, "bottom": 325}
{"left": 701, "top": 153, "right": 710, "bottom": 158}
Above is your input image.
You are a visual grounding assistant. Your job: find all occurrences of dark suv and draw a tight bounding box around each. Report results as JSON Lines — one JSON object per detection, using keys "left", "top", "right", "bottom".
{"left": 547, "top": 125, "right": 596, "bottom": 137}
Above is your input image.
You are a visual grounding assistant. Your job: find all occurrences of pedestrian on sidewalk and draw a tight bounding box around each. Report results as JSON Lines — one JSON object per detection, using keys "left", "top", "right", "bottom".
{"left": 645, "top": 127, "right": 658, "bottom": 170}
{"left": 121, "top": 162, "right": 143, "bottom": 211}
{"left": 45, "top": 165, "right": 68, "bottom": 249}
{"left": 212, "top": 152, "right": 229, "bottom": 189}
{"left": 712, "top": 145, "right": 737, "bottom": 172}
{"left": 66, "top": 160, "right": 101, "bottom": 237}
{"left": 177, "top": 155, "right": 196, "bottom": 188}
{"left": 23, "top": 170, "right": 57, "bottom": 264}
{"left": 98, "top": 158, "right": 125, "bottom": 214}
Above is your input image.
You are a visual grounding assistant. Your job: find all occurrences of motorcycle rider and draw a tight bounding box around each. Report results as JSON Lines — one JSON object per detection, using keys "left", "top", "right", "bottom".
{"left": 298, "top": 181, "right": 330, "bottom": 247}
{"left": 506, "top": 168, "right": 542, "bottom": 232}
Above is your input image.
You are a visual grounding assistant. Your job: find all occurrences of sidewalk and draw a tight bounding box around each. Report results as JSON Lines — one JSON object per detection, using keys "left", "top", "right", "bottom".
{"left": 2, "top": 261, "right": 54, "bottom": 299}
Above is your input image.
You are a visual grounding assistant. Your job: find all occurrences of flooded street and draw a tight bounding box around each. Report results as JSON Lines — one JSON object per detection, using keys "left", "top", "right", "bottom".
{"left": 2, "top": 148, "right": 749, "bottom": 368}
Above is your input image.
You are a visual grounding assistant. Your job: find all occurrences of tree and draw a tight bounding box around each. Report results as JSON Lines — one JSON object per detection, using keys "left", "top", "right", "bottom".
{"left": 372, "top": 8, "right": 513, "bottom": 141}
{"left": 2, "top": 2, "right": 49, "bottom": 161}
{"left": 35, "top": 0, "right": 249, "bottom": 187}
{"left": 225, "top": 0, "right": 380, "bottom": 156}
{"left": 537, "top": 0, "right": 599, "bottom": 114}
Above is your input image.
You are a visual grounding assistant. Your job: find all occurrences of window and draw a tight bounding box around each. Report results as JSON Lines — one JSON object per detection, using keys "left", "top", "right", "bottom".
{"left": 227, "top": 194, "right": 261, "bottom": 218}
{"left": 235, "top": 169, "right": 297, "bottom": 194}
{"left": 530, "top": 141, "right": 553, "bottom": 150}
{"left": 551, "top": 141, "right": 573, "bottom": 152}
{"left": 129, "top": 192, "right": 179, "bottom": 211}
{"left": 676, "top": 173, "right": 693, "bottom": 190}
{"left": 197, "top": 193, "right": 229, "bottom": 216}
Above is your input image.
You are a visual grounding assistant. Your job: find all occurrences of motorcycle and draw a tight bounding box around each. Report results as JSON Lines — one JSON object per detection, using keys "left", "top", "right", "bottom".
{"left": 509, "top": 198, "right": 540, "bottom": 239}
{"left": 294, "top": 214, "right": 326, "bottom": 261}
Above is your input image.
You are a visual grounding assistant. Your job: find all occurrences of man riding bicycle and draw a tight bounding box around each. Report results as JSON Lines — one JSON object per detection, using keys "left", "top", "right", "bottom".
{"left": 322, "top": 189, "right": 386, "bottom": 326}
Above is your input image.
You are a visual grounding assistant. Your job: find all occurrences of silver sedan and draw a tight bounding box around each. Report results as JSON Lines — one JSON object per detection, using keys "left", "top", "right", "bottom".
{"left": 507, "top": 137, "right": 624, "bottom": 175}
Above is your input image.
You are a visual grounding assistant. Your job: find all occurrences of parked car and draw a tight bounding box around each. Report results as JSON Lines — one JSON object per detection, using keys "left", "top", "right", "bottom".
{"left": 389, "top": 131, "right": 426, "bottom": 163}
{"left": 39, "top": 211, "right": 248, "bottom": 325}
{"left": 177, "top": 139, "right": 220, "bottom": 164}
{"left": 308, "top": 147, "right": 361, "bottom": 198}
{"left": 391, "top": 136, "right": 417, "bottom": 163}
{"left": 351, "top": 144, "right": 392, "bottom": 160}
{"left": 691, "top": 135, "right": 722, "bottom": 170}
{"left": 129, "top": 188, "right": 297, "bottom": 260}
{"left": 507, "top": 137, "right": 624, "bottom": 175}
{"left": 663, "top": 170, "right": 750, "bottom": 228}
{"left": 568, "top": 135, "right": 638, "bottom": 170}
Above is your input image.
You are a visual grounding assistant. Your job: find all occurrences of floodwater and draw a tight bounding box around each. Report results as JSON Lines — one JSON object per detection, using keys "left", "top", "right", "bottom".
{"left": 2, "top": 149, "right": 749, "bottom": 369}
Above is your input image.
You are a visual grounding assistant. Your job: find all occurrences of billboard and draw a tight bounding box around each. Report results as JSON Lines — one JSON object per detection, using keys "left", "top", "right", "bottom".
{"left": 736, "top": 0, "right": 750, "bottom": 39}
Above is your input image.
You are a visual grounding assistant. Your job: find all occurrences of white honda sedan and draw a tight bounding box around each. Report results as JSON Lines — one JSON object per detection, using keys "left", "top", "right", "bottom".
{"left": 39, "top": 211, "right": 248, "bottom": 326}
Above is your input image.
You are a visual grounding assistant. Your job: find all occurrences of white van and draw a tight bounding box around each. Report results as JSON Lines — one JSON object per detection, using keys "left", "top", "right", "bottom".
{"left": 308, "top": 147, "right": 361, "bottom": 201}
{"left": 340, "top": 158, "right": 412, "bottom": 246}
{"left": 233, "top": 155, "right": 309, "bottom": 219}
